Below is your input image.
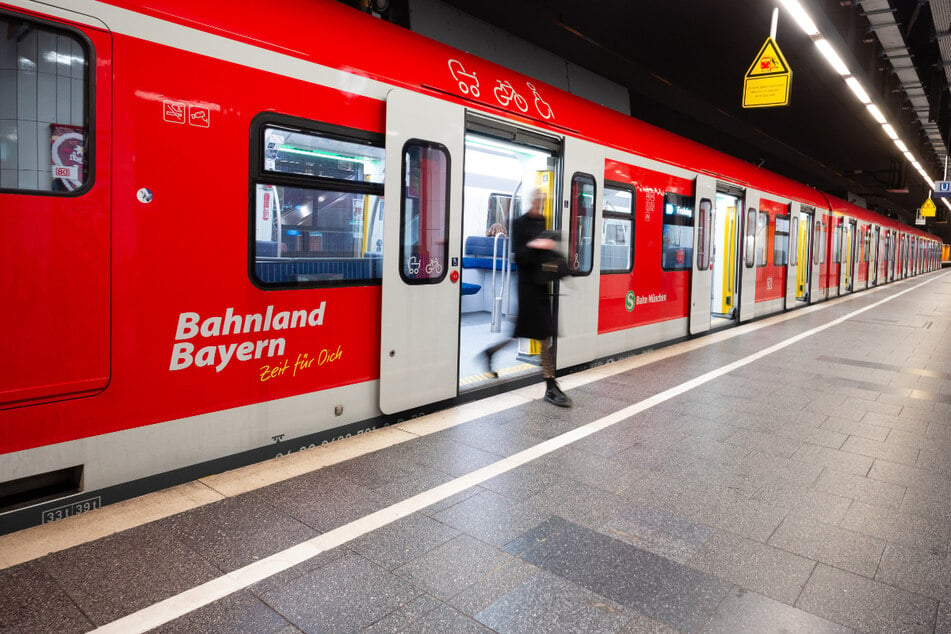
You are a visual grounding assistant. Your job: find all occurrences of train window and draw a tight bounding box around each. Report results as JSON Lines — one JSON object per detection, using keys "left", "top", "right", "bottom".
{"left": 568, "top": 173, "right": 595, "bottom": 275}
{"left": 815, "top": 221, "right": 825, "bottom": 264}
{"left": 251, "top": 117, "right": 385, "bottom": 288}
{"left": 755, "top": 211, "right": 768, "bottom": 266}
{"left": 399, "top": 140, "right": 450, "bottom": 284}
{"left": 774, "top": 214, "right": 789, "bottom": 266}
{"left": 661, "top": 192, "right": 694, "bottom": 271}
{"left": 743, "top": 207, "right": 757, "bottom": 268}
{"left": 601, "top": 183, "right": 634, "bottom": 273}
{"left": 696, "top": 198, "right": 712, "bottom": 271}
{"left": 0, "top": 15, "right": 89, "bottom": 193}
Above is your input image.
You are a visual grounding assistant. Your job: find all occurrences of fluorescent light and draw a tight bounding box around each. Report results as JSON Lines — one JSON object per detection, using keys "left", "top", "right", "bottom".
{"left": 866, "top": 104, "right": 887, "bottom": 124}
{"left": 882, "top": 124, "right": 899, "bottom": 140}
{"left": 894, "top": 139, "right": 908, "bottom": 152}
{"left": 779, "top": 0, "right": 820, "bottom": 36}
{"left": 845, "top": 77, "right": 870, "bottom": 104}
{"left": 815, "top": 39, "right": 849, "bottom": 76}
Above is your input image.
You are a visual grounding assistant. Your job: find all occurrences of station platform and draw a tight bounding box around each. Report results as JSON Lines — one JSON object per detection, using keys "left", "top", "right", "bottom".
{"left": 2, "top": 271, "right": 950, "bottom": 633}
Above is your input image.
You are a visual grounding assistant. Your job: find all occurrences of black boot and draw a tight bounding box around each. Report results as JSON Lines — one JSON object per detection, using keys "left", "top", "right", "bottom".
{"left": 544, "top": 378, "right": 572, "bottom": 407}
{"left": 480, "top": 346, "right": 499, "bottom": 378}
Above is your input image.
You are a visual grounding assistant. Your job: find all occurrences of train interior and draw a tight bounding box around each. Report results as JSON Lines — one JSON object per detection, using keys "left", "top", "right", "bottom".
{"left": 457, "top": 131, "right": 557, "bottom": 391}
{"left": 710, "top": 191, "right": 740, "bottom": 327}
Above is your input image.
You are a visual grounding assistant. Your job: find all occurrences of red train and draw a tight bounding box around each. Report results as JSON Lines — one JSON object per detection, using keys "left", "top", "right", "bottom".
{"left": 0, "top": 0, "right": 941, "bottom": 532}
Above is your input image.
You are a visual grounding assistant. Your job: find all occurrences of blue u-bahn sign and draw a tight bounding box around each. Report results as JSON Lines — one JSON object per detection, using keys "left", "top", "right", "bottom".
{"left": 935, "top": 181, "right": 951, "bottom": 198}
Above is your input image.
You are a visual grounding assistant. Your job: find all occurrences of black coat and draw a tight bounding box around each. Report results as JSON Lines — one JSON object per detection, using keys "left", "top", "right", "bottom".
{"left": 512, "top": 213, "right": 556, "bottom": 340}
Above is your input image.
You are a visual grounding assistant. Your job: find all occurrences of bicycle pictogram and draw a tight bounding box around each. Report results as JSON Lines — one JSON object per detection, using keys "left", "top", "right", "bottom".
{"left": 493, "top": 80, "right": 528, "bottom": 112}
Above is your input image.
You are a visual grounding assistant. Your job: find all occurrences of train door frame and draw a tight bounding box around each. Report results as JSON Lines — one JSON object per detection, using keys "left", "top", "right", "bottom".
{"left": 795, "top": 206, "right": 817, "bottom": 304}
{"left": 689, "top": 174, "right": 716, "bottom": 335}
{"left": 785, "top": 202, "right": 802, "bottom": 308}
{"left": 557, "top": 136, "right": 604, "bottom": 368}
{"left": 839, "top": 218, "right": 855, "bottom": 294}
{"left": 870, "top": 225, "right": 879, "bottom": 286}
{"left": 737, "top": 190, "right": 762, "bottom": 323}
{"left": 379, "top": 88, "right": 465, "bottom": 414}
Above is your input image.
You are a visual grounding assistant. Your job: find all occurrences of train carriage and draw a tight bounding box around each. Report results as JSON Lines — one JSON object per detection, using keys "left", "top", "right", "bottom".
{"left": 0, "top": 0, "right": 941, "bottom": 532}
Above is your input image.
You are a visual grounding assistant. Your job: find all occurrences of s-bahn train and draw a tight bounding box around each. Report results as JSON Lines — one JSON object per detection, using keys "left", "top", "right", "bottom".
{"left": 0, "top": 0, "right": 942, "bottom": 532}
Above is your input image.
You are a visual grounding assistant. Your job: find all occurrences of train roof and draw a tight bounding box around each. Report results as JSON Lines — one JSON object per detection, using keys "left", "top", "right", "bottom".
{"left": 94, "top": 0, "right": 937, "bottom": 240}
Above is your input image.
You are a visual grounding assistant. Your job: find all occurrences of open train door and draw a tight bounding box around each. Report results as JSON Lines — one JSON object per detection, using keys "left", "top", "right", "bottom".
{"left": 738, "top": 190, "right": 761, "bottom": 323}
{"left": 380, "top": 89, "right": 464, "bottom": 414}
{"left": 556, "top": 136, "right": 603, "bottom": 368}
{"left": 689, "top": 175, "right": 716, "bottom": 334}
{"left": 785, "top": 202, "right": 801, "bottom": 309}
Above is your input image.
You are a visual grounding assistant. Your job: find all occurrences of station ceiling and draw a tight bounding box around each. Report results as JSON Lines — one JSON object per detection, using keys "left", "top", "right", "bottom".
{"left": 347, "top": 0, "right": 951, "bottom": 242}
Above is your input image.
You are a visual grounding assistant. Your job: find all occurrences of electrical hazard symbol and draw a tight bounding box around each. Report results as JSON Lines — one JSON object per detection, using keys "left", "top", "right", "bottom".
{"left": 743, "top": 37, "right": 792, "bottom": 108}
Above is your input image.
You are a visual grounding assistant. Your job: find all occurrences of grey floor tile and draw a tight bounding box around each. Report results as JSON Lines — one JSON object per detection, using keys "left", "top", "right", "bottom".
{"left": 534, "top": 446, "right": 633, "bottom": 493}
{"left": 688, "top": 530, "right": 816, "bottom": 604}
{"left": 40, "top": 523, "right": 220, "bottom": 625}
{"left": 431, "top": 489, "right": 549, "bottom": 547}
{"left": 877, "top": 542, "right": 951, "bottom": 602}
{"left": 797, "top": 563, "right": 937, "bottom": 633}
{"left": 813, "top": 467, "right": 907, "bottom": 509}
{"left": 937, "top": 602, "right": 951, "bottom": 634}
{"left": 524, "top": 478, "right": 629, "bottom": 528}
{"left": 723, "top": 428, "right": 803, "bottom": 458}
{"left": 514, "top": 516, "right": 730, "bottom": 631}
{"left": 479, "top": 463, "right": 570, "bottom": 501}
{"left": 401, "top": 602, "right": 495, "bottom": 633}
{"left": 349, "top": 512, "right": 460, "bottom": 570}
{"left": 364, "top": 594, "right": 443, "bottom": 633}
{"left": 838, "top": 500, "right": 950, "bottom": 555}
{"left": 694, "top": 495, "right": 787, "bottom": 544}
{"left": 603, "top": 503, "right": 715, "bottom": 562}
{"left": 791, "top": 443, "right": 875, "bottom": 476}
{"left": 394, "top": 534, "right": 513, "bottom": 601}
{"left": 447, "top": 558, "right": 542, "bottom": 616}
{"left": 841, "top": 435, "right": 920, "bottom": 467}
{"left": 0, "top": 560, "right": 93, "bottom": 633}
{"left": 751, "top": 479, "right": 853, "bottom": 525}
{"left": 820, "top": 416, "right": 890, "bottom": 442}
{"left": 154, "top": 491, "right": 318, "bottom": 573}
{"left": 256, "top": 553, "right": 419, "bottom": 633}
{"left": 153, "top": 590, "right": 292, "bottom": 633}
{"left": 699, "top": 586, "right": 853, "bottom": 633}
{"left": 767, "top": 514, "right": 885, "bottom": 578}
{"left": 475, "top": 570, "right": 629, "bottom": 633}
{"left": 265, "top": 469, "right": 390, "bottom": 532}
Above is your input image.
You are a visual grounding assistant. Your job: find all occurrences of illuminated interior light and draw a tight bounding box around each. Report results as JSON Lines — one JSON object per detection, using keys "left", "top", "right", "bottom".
{"left": 866, "top": 104, "right": 887, "bottom": 124}
{"left": 845, "top": 77, "right": 870, "bottom": 104}
{"left": 779, "top": 0, "right": 820, "bottom": 36}
{"left": 903, "top": 151, "right": 915, "bottom": 162}
{"left": 280, "top": 146, "right": 368, "bottom": 163}
{"left": 815, "top": 39, "right": 849, "bottom": 76}
{"left": 894, "top": 139, "right": 908, "bottom": 152}
{"left": 882, "top": 124, "right": 899, "bottom": 140}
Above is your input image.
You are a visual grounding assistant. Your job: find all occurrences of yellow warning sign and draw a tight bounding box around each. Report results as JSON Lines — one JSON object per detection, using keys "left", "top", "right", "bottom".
{"left": 921, "top": 198, "right": 936, "bottom": 217}
{"left": 743, "top": 37, "right": 792, "bottom": 108}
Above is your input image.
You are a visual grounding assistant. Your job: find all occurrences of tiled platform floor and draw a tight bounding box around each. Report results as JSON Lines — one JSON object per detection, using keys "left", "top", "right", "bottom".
{"left": 2, "top": 271, "right": 950, "bottom": 633}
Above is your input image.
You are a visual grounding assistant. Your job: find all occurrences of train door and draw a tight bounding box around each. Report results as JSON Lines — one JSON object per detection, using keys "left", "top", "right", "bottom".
{"left": 689, "top": 175, "right": 716, "bottom": 334}
{"left": 380, "top": 89, "right": 464, "bottom": 414}
{"left": 785, "top": 203, "right": 801, "bottom": 308}
{"left": 793, "top": 206, "right": 813, "bottom": 304}
{"left": 737, "top": 192, "right": 762, "bottom": 323}
{"left": 839, "top": 219, "right": 855, "bottom": 294}
{"left": 0, "top": 10, "right": 111, "bottom": 410}
{"left": 456, "top": 116, "right": 561, "bottom": 390}
{"left": 870, "top": 225, "right": 879, "bottom": 286}
{"left": 709, "top": 188, "right": 741, "bottom": 327}
{"left": 557, "top": 136, "right": 603, "bottom": 368}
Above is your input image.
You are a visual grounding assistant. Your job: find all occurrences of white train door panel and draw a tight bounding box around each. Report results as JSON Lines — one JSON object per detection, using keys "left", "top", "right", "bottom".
{"left": 557, "top": 136, "right": 603, "bottom": 368}
{"left": 380, "top": 89, "right": 464, "bottom": 414}
{"left": 738, "top": 190, "right": 761, "bottom": 323}
{"left": 785, "top": 202, "right": 800, "bottom": 309}
{"left": 689, "top": 174, "right": 716, "bottom": 334}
